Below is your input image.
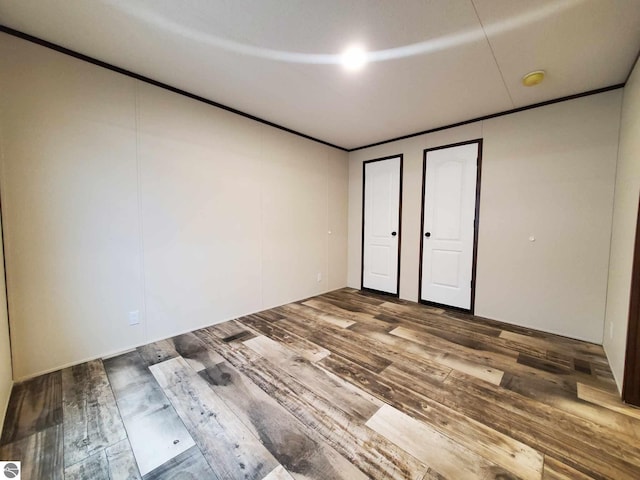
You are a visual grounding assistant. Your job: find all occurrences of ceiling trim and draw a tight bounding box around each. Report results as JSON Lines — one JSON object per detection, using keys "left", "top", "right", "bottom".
{"left": 0, "top": 25, "right": 629, "bottom": 154}
{"left": 0, "top": 25, "right": 349, "bottom": 152}
{"left": 626, "top": 46, "right": 640, "bottom": 84}
{"left": 349, "top": 83, "right": 625, "bottom": 152}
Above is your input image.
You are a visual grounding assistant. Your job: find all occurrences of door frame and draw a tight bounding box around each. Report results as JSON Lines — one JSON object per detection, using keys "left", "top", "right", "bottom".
{"left": 360, "top": 154, "right": 404, "bottom": 297}
{"left": 418, "top": 139, "right": 483, "bottom": 313}
{"left": 623, "top": 194, "right": 640, "bottom": 406}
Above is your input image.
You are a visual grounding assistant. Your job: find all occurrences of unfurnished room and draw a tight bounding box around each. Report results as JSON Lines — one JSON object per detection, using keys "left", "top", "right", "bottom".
{"left": 0, "top": 1, "right": 640, "bottom": 479}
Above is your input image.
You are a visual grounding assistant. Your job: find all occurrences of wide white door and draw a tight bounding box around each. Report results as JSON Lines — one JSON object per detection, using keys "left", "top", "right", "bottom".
{"left": 362, "top": 156, "right": 401, "bottom": 294}
{"left": 421, "top": 143, "right": 478, "bottom": 309}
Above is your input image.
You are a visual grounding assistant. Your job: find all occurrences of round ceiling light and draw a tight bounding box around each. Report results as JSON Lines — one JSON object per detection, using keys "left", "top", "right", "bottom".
{"left": 522, "top": 70, "right": 545, "bottom": 87}
{"left": 341, "top": 46, "right": 367, "bottom": 71}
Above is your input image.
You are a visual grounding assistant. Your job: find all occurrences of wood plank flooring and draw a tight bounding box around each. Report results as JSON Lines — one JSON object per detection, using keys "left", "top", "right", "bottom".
{"left": 1, "top": 287, "right": 640, "bottom": 479}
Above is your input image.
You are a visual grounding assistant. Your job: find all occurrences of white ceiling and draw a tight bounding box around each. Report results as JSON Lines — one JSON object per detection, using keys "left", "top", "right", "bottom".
{"left": 1, "top": 0, "right": 639, "bottom": 149}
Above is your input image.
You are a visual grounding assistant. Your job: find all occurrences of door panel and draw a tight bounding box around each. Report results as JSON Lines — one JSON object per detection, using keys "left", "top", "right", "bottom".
{"left": 431, "top": 249, "right": 461, "bottom": 288}
{"left": 421, "top": 142, "right": 479, "bottom": 310}
{"left": 362, "top": 156, "right": 402, "bottom": 295}
{"left": 433, "top": 161, "right": 463, "bottom": 239}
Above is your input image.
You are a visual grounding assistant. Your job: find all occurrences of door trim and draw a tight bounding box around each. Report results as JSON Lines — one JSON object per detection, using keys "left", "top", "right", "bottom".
{"left": 623, "top": 194, "right": 640, "bottom": 406}
{"left": 360, "top": 154, "right": 403, "bottom": 297}
{"left": 418, "top": 139, "right": 483, "bottom": 313}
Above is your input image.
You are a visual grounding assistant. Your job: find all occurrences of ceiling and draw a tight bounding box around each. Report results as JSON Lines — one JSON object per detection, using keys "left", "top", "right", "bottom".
{"left": 1, "top": 0, "right": 639, "bottom": 150}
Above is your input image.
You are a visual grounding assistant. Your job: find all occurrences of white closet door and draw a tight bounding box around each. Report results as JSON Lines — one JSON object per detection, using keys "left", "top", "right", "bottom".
{"left": 362, "top": 156, "right": 401, "bottom": 294}
{"left": 421, "top": 143, "right": 478, "bottom": 309}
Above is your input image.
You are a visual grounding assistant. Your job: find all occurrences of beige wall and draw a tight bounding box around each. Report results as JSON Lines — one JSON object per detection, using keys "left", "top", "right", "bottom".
{"left": 0, "top": 216, "right": 12, "bottom": 433}
{"left": 0, "top": 33, "right": 348, "bottom": 380}
{"left": 349, "top": 91, "right": 622, "bottom": 343}
{"left": 604, "top": 57, "right": 640, "bottom": 390}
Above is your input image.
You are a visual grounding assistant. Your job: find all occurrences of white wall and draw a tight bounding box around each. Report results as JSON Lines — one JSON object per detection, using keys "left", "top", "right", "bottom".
{"left": 0, "top": 216, "right": 12, "bottom": 433}
{"left": 604, "top": 56, "right": 640, "bottom": 390}
{"left": 349, "top": 91, "right": 622, "bottom": 343}
{"left": 0, "top": 33, "right": 348, "bottom": 380}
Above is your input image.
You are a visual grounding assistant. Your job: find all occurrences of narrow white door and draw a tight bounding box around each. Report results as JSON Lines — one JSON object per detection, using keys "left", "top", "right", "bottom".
{"left": 421, "top": 143, "right": 479, "bottom": 309}
{"left": 362, "top": 156, "right": 402, "bottom": 294}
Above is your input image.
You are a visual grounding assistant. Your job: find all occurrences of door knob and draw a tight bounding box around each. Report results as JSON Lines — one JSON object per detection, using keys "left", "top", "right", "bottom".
{"left": 425, "top": 232, "right": 431, "bottom": 237}
{"left": 391, "top": 231, "right": 397, "bottom": 236}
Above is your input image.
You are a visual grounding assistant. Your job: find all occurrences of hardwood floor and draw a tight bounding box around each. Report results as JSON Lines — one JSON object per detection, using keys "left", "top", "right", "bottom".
{"left": 1, "top": 287, "right": 639, "bottom": 479}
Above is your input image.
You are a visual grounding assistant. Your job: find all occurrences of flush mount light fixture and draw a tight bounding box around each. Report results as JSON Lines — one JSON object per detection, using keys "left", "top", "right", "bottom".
{"left": 341, "top": 46, "right": 367, "bottom": 71}
{"left": 522, "top": 70, "right": 545, "bottom": 87}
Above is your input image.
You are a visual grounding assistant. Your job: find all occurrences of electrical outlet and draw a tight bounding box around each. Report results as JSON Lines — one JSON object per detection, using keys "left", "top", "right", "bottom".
{"left": 129, "top": 310, "right": 140, "bottom": 326}
{"left": 317, "top": 272, "right": 322, "bottom": 283}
